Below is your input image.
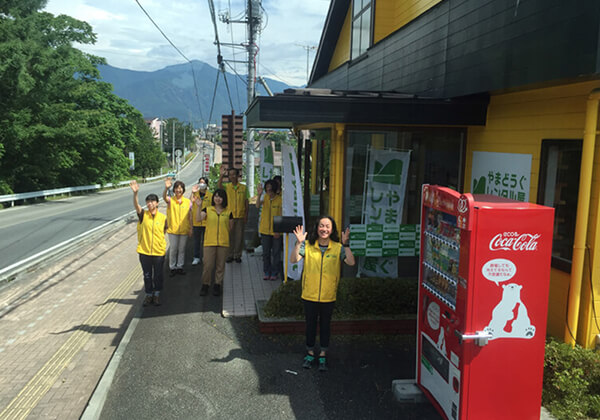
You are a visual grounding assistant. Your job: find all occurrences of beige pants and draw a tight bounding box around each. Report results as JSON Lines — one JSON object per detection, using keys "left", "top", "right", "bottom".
{"left": 228, "top": 218, "right": 245, "bottom": 259}
{"left": 202, "top": 246, "right": 228, "bottom": 285}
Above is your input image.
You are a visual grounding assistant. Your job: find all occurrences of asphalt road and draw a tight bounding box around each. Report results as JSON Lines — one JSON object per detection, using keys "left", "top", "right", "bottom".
{"left": 0, "top": 154, "right": 204, "bottom": 271}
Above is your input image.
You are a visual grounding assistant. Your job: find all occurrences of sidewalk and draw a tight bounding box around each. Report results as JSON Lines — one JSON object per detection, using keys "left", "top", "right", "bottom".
{"left": 94, "top": 247, "right": 441, "bottom": 419}
{"left": 0, "top": 220, "right": 555, "bottom": 419}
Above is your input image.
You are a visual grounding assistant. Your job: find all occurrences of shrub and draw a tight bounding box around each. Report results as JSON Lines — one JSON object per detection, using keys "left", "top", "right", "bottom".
{"left": 543, "top": 338, "right": 600, "bottom": 420}
{"left": 262, "top": 277, "right": 417, "bottom": 319}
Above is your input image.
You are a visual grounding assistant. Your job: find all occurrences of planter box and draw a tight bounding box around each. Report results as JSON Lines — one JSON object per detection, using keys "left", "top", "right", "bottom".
{"left": 256, "top": 300, "right": 416, "bottom": 335}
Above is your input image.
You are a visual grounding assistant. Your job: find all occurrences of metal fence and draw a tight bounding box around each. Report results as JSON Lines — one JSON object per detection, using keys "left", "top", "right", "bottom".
{"left": 0, "top": 174, "right": 166, "bottom": 206}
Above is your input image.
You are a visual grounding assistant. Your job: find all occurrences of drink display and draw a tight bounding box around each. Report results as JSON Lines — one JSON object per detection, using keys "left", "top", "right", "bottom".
{"left": 423, "top": 208, "right": 460, "bottom": 309}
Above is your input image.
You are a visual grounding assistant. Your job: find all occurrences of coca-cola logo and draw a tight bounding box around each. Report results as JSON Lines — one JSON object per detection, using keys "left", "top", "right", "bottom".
{"left": 489, "top": 232, "right": 540, "bottom": 251}
{"left": 458, "top": 197, "right": 468, "bottom": 213}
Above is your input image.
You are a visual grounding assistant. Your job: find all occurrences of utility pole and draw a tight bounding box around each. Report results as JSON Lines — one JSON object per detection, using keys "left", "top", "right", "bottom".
{"left": 297, "top": 44, "right": 316, "bottom": 84}
{"left": 172, "top": 120, "right": 175, "bottom": 170}
{"left": 245, "top": 0, "right": 261, "bottom": 196}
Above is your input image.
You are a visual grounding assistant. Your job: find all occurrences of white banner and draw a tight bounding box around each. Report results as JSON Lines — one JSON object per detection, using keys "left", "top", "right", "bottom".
{"left": 282, "top": 144, "right": 305, "bottom": 280}
{"left": 360, "top": 148, "right": 411, "bottom": 278}
{"left": 259, "top": 138, "right": 274, "bottom": 186}
{"left": 471, "top": 151, "right": 531, "bottom": 201}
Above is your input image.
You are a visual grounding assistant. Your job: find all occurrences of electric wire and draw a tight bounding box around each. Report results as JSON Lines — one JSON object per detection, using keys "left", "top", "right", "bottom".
{"left": 259, "top": 62, "right": 295, "bottom": 87}
{"left": 134, "top": 0, "right": 205, "bottom": 127}
{"left": 225, "top": 61, "right": 247, "bottom": 86}
{"left": 207, "top": 0, "right": 236, "bottom": 115}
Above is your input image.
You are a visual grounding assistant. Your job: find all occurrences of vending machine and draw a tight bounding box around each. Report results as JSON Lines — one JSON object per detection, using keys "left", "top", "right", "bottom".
{"left": 417, "top": 185, "right": 554, "bottom": 420}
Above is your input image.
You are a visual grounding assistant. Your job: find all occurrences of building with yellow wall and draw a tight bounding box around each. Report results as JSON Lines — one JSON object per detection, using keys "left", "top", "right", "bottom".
{"left": 247, "top": 0, "right": 600, "bottom": 348}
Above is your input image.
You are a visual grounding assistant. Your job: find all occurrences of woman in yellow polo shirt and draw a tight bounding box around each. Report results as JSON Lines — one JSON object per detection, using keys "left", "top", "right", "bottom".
{"left": 163, "top": 177, "right": 192, "bottom": 276}
{"left": 256, "top": 179, "right": 282, "bottom": 280}
{"left": 291, "top": 216, "right": 355, "bottom": 371}
{"left": 190, "top": 177, "right": 212, "bottom": 266}
{"left": 130, "top": 181, "right": 168, "bottom": 307}
{"left": 195, "top": 189, "right": 233, "bottom": 297}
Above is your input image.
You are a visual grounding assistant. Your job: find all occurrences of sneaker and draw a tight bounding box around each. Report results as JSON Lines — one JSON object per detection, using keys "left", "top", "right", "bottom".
{"left": 143, "top": 295, "right": 153, "bottom": 307}
{"left": 199, "top": 284, "right": 209, "bottom": 296}
{"left": 302, "top": 354, "right": 315, "bottom": 369}
{"left": 177, "top": 268, "right": 186, "bottom": 275}
{"left": 169, "top": 269, "right": 176, "bottom": 277}
{"left": 235, "top": 257, "right": 242, "bottom": 263}
{"left": 212, "top": 284, "right": 221, "bottom": 296}
{"left": 192, "top": 258, "right": 200, "bottom": 265}
{"left": 226, "top": 257, "right": 234, "bottom": 263}
{"left": 318, "top": 355, "right": 328, "bottom": 372}
{"left": 270, "top": 275, "right": 278, "bottom": 281}
{"left": 152, "top": 295, "right": 161, "bottom": 306}
{"left": 263, "top": 274, "right": 270, "bottom": 281}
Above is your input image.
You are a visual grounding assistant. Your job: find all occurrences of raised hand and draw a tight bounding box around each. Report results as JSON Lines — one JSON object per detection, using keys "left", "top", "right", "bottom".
{"left": 293, "top": 225, "right": 307, "bottom": 243}
{"left": 256, "top": 183, "right": 263, "bottom": 196}
{"left": 341, "top": 226, "right": 350, "bottom": 245}
{"left": 192, "top": 184, "right": 199, "bottom": 194}
{"left": 220, "top": 165, "right": 227, "bottom": 176}
{"left": 129, "top": 180, "right": 139, "bottom": 193}
{"left": 165, "top": 177, "right": 173, "bottom": 189}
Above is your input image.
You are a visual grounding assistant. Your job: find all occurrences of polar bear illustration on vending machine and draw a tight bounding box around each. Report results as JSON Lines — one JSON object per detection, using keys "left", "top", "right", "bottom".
{"left": 483, "top": 283, "right": 536, "bottom": 340}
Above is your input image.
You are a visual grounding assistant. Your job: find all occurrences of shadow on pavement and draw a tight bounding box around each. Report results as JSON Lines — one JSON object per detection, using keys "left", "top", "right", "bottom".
{"left": 99, "top": 236, "right": 441, "bottom": 419}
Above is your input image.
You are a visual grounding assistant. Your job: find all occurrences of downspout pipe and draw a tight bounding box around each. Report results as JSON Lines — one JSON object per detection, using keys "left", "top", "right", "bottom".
{"left": 564, "top": 88, "right": 600, "bottom": 345}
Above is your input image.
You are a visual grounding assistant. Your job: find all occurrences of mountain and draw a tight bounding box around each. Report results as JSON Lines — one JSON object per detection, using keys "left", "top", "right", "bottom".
{"left": 97, "top": 60, "right": 294, "bottom": 127}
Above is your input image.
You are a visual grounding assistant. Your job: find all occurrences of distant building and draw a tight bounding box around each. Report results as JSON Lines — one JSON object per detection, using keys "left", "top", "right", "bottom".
{"left": 144, "top": 117, "right": 162, "bottom": 140}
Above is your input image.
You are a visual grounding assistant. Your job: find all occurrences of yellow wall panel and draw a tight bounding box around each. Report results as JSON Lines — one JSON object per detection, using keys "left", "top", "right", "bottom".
{"left": 375, "top": 0, "right": 443, "bottom": 43}
{"left": 465, "top": 79, "right": 600, "bottom": 343}
{"left": 328, "top": 5, "right": 352, "bottom": 71}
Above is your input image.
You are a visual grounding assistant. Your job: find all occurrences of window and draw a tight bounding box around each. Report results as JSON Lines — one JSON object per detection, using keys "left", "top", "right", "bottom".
{"left": 351, "top": 0, "right": 372, "bottom": 59}
{"left": 538, "top": 140, "right": 582, "bottom": 272}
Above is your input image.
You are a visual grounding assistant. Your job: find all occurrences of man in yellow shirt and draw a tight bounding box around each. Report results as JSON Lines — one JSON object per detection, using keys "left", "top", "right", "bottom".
{"left": 217, "top": 166, "right": 248, "bottom": 263}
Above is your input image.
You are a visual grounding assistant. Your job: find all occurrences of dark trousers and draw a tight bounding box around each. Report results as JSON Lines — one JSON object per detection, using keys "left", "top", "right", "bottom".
{"left": 139, "top": 254, "right": 165, "bottom": 294}
{"left": 261, "top": 234, "right": 282, "bottom": 276}
{"left": 193, "top": 226, "right": 206, "bottom": 260}
{"left": 303, "top": 299, "right": 335, "bottom": 351}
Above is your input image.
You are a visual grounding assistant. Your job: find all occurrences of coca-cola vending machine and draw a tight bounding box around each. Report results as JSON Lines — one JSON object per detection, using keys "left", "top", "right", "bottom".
{"left": 417, "top": 185, "right": 554, "bottom": 420}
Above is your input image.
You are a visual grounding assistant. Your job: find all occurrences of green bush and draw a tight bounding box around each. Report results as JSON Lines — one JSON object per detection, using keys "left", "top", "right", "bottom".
{"left": 543, "top": 338, "right": 600, "bottom": 419}
{"left": 262, "top": 277, "right": 418, "bottom": 319}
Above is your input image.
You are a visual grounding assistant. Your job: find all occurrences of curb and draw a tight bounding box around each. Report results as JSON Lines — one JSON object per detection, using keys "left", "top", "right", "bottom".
{"left": 80, "top": 303, "right": 143, "bottom": 420}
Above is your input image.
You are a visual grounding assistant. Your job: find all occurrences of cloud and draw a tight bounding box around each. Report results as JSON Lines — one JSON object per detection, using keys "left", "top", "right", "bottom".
{"left": 44, "top": 0, "right": 330, "bottom": 86}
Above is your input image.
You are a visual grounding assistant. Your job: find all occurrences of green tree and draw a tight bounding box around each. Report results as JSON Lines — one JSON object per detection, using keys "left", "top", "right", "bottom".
{"left": 0, "top": 1, "right": 161, "bottom": 192}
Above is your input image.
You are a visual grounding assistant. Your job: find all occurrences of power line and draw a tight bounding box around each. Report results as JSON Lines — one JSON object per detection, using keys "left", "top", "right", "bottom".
{"left": 207, "top": 0, "right": 236, "bottom": 115}
{"left": 134, "top": 0, "right": 205, "bottom": 127}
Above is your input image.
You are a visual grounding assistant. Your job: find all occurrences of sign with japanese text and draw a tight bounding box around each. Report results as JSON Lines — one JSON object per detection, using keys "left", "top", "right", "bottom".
{"left": 471, "top": 151, "right": 531, "bottom": 201}
{"left": 282, "top": 144, "right": 305, "bottom": 280}
{"left": 259, "top": 138, "right": 274, "bottom": 185}
{"left": 360, "top": 148, "right": 411, "bottom": 277}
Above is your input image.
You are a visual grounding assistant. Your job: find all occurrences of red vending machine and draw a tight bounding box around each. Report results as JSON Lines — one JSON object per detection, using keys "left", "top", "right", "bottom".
{"left": 417, "top": 185, "right": 554, "bottom": 420}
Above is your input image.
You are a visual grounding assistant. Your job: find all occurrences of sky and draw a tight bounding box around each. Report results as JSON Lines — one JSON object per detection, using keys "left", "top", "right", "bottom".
{"left": 43, "top": 0, "right": 331, "bottom": 87}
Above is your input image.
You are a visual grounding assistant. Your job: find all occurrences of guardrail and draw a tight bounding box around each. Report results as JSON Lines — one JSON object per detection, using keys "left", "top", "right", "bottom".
{"left": 0, "top": 176, "right": 166, "bottom": 207}
{"left": 0, "top": 152, "right": 196, "bottom": 207}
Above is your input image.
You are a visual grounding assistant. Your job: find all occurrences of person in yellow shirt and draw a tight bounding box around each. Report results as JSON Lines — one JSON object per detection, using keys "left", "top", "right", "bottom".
{"left": 256, "top": 179, "right": 282, "bottom": 280}
{"left": 163, "top": 177, "right": 192, "bottom": 276}
{"left": 195, "top": 189, "right": 233, "bottom": 297}
{"left": 291, "top": 216, "right": 355, "bottom": 371}
{"left": 130, "top": 181, "right": 168, "bottom": 307}
{"left": 190, "top": 177, "right": 212, "bottom": 266}
{"left": 217, "top": 166, "right": 248, "bottom": 263}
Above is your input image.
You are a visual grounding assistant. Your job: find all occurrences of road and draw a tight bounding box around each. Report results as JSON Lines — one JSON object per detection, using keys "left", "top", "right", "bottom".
{"left": 0, "top": 154, "right": 204, "bottom": 272}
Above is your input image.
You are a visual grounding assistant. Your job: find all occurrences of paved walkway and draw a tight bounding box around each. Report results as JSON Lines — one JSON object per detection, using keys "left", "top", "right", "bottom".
{"left": 222, "top": 251, "right": 280, "bottom": 317}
